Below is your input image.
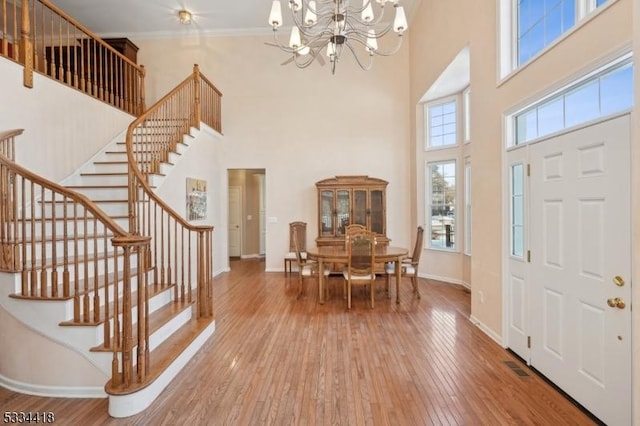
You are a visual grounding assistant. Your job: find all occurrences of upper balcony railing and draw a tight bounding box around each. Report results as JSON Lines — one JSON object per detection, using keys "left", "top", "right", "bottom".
{"left": 0, "top": 0, "right": 145, "bottom": 115}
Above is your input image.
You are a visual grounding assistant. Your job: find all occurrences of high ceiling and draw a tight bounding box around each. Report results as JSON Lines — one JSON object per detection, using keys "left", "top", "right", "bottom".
{"left": 49, "top": 0, "right": 420, "bottom": 38}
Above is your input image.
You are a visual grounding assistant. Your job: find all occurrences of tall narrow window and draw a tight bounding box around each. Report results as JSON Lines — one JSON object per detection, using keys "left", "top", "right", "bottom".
{"left": 426, "top": 100, "right": 457, "bottom": 149}
{"left": 428, "top": 160, "right": 456, "bottom": 250}
{"left": 464, "top": 159, "right": 472, "bottom": 255}
{"left": 510, "top": 163, "right": 525, "bottom": 257}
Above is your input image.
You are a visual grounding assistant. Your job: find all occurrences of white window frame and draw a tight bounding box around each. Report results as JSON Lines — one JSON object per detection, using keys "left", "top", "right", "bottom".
{"left": 426, "top": 159, "right": 457, "bottom": 251}
{"left": 424, "top": 96, "right": 459, "bottom": 150}
{"left": 507, "top": 53, "right": 633, "bottom": 147}
{"left": 463, "top": 87, "right": 471, "bottom": 143}
{"left": 498, "top": 0, "right": 619, "bottom": 80}
{"left": 464, "top": 158, "right": 471, "bottom": 255}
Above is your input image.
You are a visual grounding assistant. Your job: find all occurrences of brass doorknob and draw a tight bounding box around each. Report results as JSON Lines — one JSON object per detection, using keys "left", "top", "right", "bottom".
{"left": 607, "top": 297, "right": 626, "bottom": 309}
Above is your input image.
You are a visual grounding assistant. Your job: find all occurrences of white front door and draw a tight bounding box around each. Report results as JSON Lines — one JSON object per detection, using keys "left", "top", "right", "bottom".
{"left": 528, "top": 115, "right": 631, "bottom": 425}
{"left": 228, "top": 186, "right": 242, "bottom": 257}
{"left": 506, "top": 145, "right": 530, "bottom": 361}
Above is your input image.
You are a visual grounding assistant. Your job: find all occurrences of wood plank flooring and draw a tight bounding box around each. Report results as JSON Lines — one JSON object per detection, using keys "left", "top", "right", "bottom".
{"left": 0, "top": 258, "right": 598, "bottom": 425}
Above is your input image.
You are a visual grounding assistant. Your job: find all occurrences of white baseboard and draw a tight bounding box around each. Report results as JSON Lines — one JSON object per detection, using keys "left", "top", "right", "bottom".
{"left": 0, "top": 373, "right": 106, "bottom": 398}
{"left": 419, "top": 272, "right": 465, "bottom": 287}
{"left": 240, "top": 254, "right": 264, "bottom": 259}
{"left": 469, "top": 315, "right": 504, "bottom": 347}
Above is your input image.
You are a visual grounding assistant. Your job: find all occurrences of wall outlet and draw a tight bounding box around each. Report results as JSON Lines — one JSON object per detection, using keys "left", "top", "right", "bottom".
{"left": 478, "top": 291, "right": 485, "bottom": 303}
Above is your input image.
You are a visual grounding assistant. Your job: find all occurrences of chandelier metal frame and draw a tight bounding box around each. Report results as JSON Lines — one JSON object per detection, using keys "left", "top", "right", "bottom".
{"left": 268, "top": 0, "right": 408, "bottom": 74}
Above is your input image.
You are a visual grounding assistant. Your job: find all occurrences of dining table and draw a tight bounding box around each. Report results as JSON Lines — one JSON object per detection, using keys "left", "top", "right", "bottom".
{"left": 306, "top": 245, "right": 409, "bottom": 304}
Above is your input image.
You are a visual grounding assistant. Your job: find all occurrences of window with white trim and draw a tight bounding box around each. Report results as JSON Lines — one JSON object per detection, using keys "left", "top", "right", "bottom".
{"left": 427, "top": 160, "right": 456, "bottom": 250}
{"left": 425, "top": 99, "right": 457, "bottom": 149}
{"left": 514, "top": 57, "right": 633, "bottom": 145}
{"left": 500, "top": 0, "right": 618, "bottom": 77}
{"left": 518, "top": 0, "right": 575, "bottom": 66}
{"left": 464, "top": 159, "right": 471, "bottom": 255}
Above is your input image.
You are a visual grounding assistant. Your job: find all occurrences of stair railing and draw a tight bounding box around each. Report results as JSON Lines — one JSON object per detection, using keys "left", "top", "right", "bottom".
{"left": 0, "top": 129, "right": 152, "bottom": 393}
{"left": 0, "top": 0, "right": 146, "bottom": 115}
{"left": 126, "top": 65, "right": 220, "bottom": 323}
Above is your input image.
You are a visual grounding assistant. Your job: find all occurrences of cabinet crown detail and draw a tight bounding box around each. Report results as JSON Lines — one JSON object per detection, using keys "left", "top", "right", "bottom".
{"left": 315, "top": 175, "right": 389, "bottom": 247}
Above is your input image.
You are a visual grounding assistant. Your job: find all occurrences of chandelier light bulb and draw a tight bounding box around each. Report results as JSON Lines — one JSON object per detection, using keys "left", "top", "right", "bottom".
{"left": 361, "top": 0, "right": 374, "bottom": 22}
{"left": 305, "top": 1, "right": 317, "bottom": 25}
{"left": 393, "top": 6, "right": 408, "bottom": 33}
{"left": 269, "top": 1, "right": 283, "bottom": 28}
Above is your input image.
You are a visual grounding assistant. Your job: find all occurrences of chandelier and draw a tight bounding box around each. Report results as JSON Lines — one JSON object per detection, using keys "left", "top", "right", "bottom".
{"left": 267, "top": 0, "right": 408, "bottom": 74}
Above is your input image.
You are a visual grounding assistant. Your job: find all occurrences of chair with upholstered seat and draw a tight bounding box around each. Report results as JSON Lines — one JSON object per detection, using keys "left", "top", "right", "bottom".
{"left": 343, "top": 228, "right": 377, "bottom": 309}
{"left": 385, "top": 226, "right": 424, "bottom": 300}
{"left": 284, "top": 221, "right": 307, "bottom": 274}
{"left": 294, "top": 232, "right": 329, "bottom": 299}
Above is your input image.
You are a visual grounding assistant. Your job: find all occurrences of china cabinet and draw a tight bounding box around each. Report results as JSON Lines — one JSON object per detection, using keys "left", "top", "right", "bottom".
{"left": 315, "top": 175, "right": 389, "bottom": 247}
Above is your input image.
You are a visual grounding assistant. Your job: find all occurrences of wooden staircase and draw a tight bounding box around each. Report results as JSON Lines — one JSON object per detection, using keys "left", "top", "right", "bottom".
{"left": 0, "top": 66, "right": 222, "bottom": 417}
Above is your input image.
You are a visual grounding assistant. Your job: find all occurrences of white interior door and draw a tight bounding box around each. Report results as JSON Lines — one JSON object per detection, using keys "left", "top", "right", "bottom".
{"left": 228, "top": 186, "right": 242, "bottom": 257}
{"left": 528, "top": 115, "right": 631, "bottom": 425}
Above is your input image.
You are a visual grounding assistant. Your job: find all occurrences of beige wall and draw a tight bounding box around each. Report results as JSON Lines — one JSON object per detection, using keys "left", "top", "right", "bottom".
{"left": 410, "top": 0, "right": 637, "bottom": 419}
{"left": 132, "top": 34, "right": 413, "bottom": 271}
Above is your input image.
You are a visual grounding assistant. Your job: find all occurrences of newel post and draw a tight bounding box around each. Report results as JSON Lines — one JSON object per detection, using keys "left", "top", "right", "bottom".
{"left": 138, "top": 65, "right": 146, "bottom": 115}
{"left": 193, "top": 64, "right": 201, "bottom": 130}
{"left": 195, "top": 225, "right": 214, "bottom": 318}
{"left": 19, "top": 0, "right": 33, "bottom": 88}
{"left": 111, "top": 235, "right": 151, "bottom": 388}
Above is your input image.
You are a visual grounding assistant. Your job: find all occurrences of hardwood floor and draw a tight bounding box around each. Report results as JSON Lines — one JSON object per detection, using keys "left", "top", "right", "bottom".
{"left": 0, "top": 258, "right": 598, "bottom": 425}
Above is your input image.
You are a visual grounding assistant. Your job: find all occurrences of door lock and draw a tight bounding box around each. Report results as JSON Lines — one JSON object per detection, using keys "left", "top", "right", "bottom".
{"left": 607, "top": 297, "right": 626, "bottom": 309}
{"left": 613, "top": 276, "right": 625, "bottom": 287}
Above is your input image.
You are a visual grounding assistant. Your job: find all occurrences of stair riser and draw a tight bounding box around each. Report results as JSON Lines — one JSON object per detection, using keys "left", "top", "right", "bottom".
{"left": 91, "top": 163, "right": 129, "bottom": 174}
{"left": 67, "top": 174, "right": 129, "bottom": 186}
{"left": 37, "top": 200, "right": 129, "bottom": 217}
{"left": 61, "top": 187, "right": 129, "bottom": 201}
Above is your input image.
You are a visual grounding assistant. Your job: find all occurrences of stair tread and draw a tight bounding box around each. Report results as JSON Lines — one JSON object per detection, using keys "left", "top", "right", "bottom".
{"left": 64, "top": 184, "right": 128, "bottom": 189}
{"left": 89, "top": 294, "right": 194, "bottom": 350}
{"left": 79, "top": 172, "right": 128, "bottom": 176}
{"left": 105, "top": 314, "right": 214, "bottom": 396}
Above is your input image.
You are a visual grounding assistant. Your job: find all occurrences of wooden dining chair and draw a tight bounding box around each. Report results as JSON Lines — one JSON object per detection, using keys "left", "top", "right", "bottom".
{"left": 284, "top": 221, "right": 307, "bottom": 274}
{"left": 293, "top": 231, "right": 329, "bottom": 299}
{"left": 343, "top": 228, "right": 377, "bottom": 309}
{"left": 385, "top": 226, "right": 424, "bottom": 299}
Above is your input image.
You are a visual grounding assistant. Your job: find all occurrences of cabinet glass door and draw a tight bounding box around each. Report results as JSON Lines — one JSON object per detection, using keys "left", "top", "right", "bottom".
{"left": 353, "top": 189, "right": 367, "bottom": 226}
{"left": 336, "top": 190, "right": 350, "bottom": 236}
{"left": 370, "top": 189, "right": 384, "bottom": 234}
{"left": 320, "top": 190, "right": 334, "bottom": 236}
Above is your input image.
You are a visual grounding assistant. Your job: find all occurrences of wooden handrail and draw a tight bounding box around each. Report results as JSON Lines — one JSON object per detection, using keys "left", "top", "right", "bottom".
{"left": 0, "top": 129, "right": 23, "bottom": 160}
{"left": 125, "top": 64, "right": 218, "bottom": 324}
{"left": 0, "top": 130, "right": 151, "bottom": 393}
{"left": 1, "top": 0, "right": 146, "bottom": 114}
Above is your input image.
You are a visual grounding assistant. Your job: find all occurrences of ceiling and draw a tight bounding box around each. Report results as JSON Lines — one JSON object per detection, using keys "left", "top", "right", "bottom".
{"left": 49, "top": 0, "right": 420, "bottom": 39}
